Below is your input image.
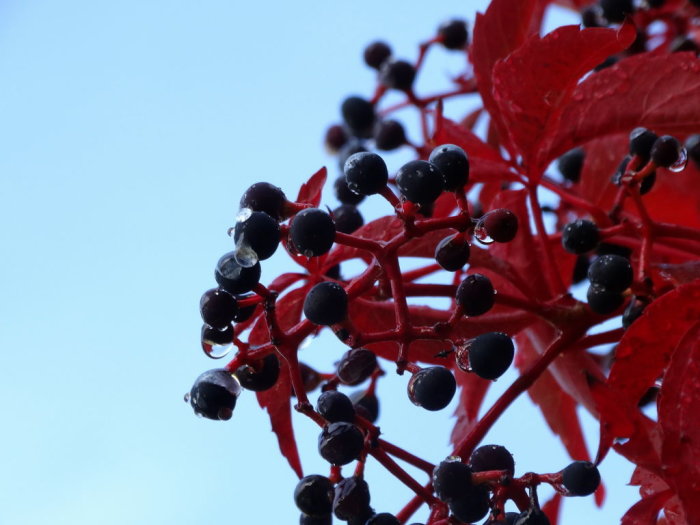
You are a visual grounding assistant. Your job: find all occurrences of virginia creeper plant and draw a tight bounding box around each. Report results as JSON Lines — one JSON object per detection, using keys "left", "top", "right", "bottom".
{"left": 189, "top": 0, "right": 700, "bottom": 523}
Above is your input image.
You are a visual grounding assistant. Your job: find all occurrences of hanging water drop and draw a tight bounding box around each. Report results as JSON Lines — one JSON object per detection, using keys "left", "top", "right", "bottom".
{"left": 473, "top": 222, "right": 494, "bottom": 245}
{"left": 233, "top": 238, "right": 259, "bottom": 268}
{"left": 201, "top": 324, "right": 234, "bottom": 359}
{"left": 669, "top": 147, "right": 688, "bottom": 173}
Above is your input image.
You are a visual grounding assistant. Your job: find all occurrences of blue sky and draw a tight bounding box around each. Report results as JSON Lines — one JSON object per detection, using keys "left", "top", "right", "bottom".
{"left": 0, "top": 1, "right": 638, "bottom": 523}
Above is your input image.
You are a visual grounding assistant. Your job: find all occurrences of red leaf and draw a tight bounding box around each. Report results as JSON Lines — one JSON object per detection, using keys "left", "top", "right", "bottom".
{"left": 541, "top": 52, "right": 700, "bottom": 164}
{"left": 541, "top": 493, "right": 563, "bottom": 525}
{"left": 432, "top": 115, "right": 504, "bottom": 163}
{"left": 296, "top": 166, "right": 327, "bottom": 206}
{"left": 450, "top": 370, "right": 492, "bottom": 448}
{"left": 326, "top": 216, "right": 402, "bottom": 266}
{"left": 576, "top": 133, "right": 628, "bottom": 210}
{"left": 621, "top": 489, "right": 672, "bottom": 525}
{"left": 491, "top": 24, "right": 635, "bottom": 170}
{"left": 268, "top": 272, "right": 306, "bottom": 293}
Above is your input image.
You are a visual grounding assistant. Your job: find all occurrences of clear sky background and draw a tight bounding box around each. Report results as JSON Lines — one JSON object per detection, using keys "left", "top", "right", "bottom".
{"left": 0, "top": 1, "right": 639, "bottom": 524}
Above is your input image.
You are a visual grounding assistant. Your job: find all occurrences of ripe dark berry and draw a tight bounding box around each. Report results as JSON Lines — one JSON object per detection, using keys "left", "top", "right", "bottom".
{"left": 686, "top": 134, "right": 700, "bottom": 168}
{"left": 344, "top": 152, "right": 389, "bottom": 196}
{"left": 588, "top": 254, "right": 633, "bottom": 292}
{"left": 490, "top": 512, "right": 520, "bottom": 524}
{"left": 234, "top": 353, "right": 280, "bottom": 391}
{"left": 597, "top": 242, "right": 632, "bottom": 259}
{"left": 629, "top": 127, "right": 658, "bottom": 163}
{"left": 201, "top": 323, "right": 233, "bottom": 347}
{"left": 438, "top": 19, "right": 469, "bottom": 49}
{"left": 341, "top": 96, "right": 376, "bottom": 138}
{"left": 456, "top": 274, "right": 495, "bottom": 316}
{"left": 325, "top": 124, "right": 349, "bottom": 153}
{"left": 581, "top": 6, "right": 601, "bottom": 27}
{"left": 373, "top": 119, "right": 406, "bottom": 151}
{"left": 318, "top": 422, "right": 364, "bottom": 465}
{"left": 294, "top": 475, "right": 335, "bottom": 517}
{"left": 333, "top": 476, "right": 371, "bottom": 521}
{"left": 429, "top": 144, "right": 470, "bottom": 191}
{"left": 587, "top": 283, "right": 625, "bottom": 314}
{"left": 188, "top": 369, "right": 241, "bottom": 421}
{"left": 232, "top": 294, "right": 257, "bottom": 323}
{"left": 433, "top": 458, "right": 472, "bottom": 501}
{"left": 338, "top": 141, "right": 369, "bottom": 170}
{"left": 468, "top": 332, "right": 515, "bottom": 380}
{"left": 334, "top": 176, "right": 365, "bottom": 206}
{"left": 379, "top": 59, "right": 416, "bottom": 91}
{"left": 240, "top": 182, "right": 287, "bottom": 221}
{"left": 234, "top": 210, "right": 280, "bottom": 261}
{"left": 448, "top": 486, "right": 490, "bottom": 523}
{"left": 469, "top": 444, "right": 515, "bottom": 476}
{"left": 337, "top": 348, "right": 377, "bottom": 385}
{"left": 600, "top": 0, "right": 634, "bottom": 23}
{"left": 350, "top": 390, "right": 379, "bottom": 423}
{"left": 408, "top": 366, "right": 457, "bottom": 411}
{"left": 514, "top": 508, "right": 551, "bottom": 525}
{"left": 623, "top": 296, "right": 648, "bottom": 329}
{"left": 300, "top": 514, "right": 332, "bottom": 525}
{"left": 557, "top": 147, "right": 585, "bottom": 183}
{"left": 363, "top": 40, "right": 392, "bottom": 70}
{"left": 435, "top": 234, "right": 470, "bottom": 272}
{"left": 317, "top": 391, "right": 356, "bottom": 423}
{"left": 562, "top": 219, "right": 600, "bottom": 254}
{"left": 482, "top": 209, "right": 518, "bottom": 243}
{"left": 561, "top": 460, "right": 601, "bottom": 496}
{"left": 199, "top": 288, "right": 238, "bottom": 330}
{"left": 304, "top": 281, "right": 348, "bottom": 325}
{"left": 215, "top": 252, "right": 261, "bottom": 294}
{"left": 290, "top": 208, "right": 336, "bottom": 257}
{"left": 366, "top": 513, "right": 400, "bottom": 525}
{"left": 332, "top": 204, "right": 364, "bottom": 234}
{"left": 396, "top": 160, "right": 445, "bottom": 204}
{"left": 651, "top": 135, "right": 682, "bottom": 167}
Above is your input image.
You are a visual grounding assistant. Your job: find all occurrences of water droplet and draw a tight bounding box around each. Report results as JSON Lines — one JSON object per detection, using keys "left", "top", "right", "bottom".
{"left": 669, "top": 147, "right": 688, "bottom": 173}
{"left": 654, "top": 379, "right": 664, "bottom": 389}
{"left": 236, "top": 207, "right": 253, "bottom": 223}
{"left": 473, "top": 223, "right": 494, "bottom": 245}
{"left": 233, "top": 239, "right": 259, "bottom": 268}
{"left": 183, "top": 392, "right": 191, "bottom": 403}
{"left": 201, "top": 340, "right": 233, "bottom": 359}
{"left": 454, "top": 341, "right": 471, "bottom": 372}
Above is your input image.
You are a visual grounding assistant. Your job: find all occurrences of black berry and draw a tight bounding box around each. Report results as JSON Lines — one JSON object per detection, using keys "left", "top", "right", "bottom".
{"left": 396, "top": 160, "right": 445, "bottom": 204}
{"left": 200, "top": 288, "right": 238, "bottom": 330}
{"left": 341, "top": 96, "right": 376, "bottom": 138}
{"left": 232, "top": 294, "right": 257, "bottom": 323}
{"left": 240, "top": 182, "right": 287, "bottom": 221}
{"left": 294, "top": 475, "right": 335, "bottom": 517}
{"left": 600, "top": 0, "right": 634, "bottom": 23}
{"left": 333, "top": 476, "right": 371, "bottom": 521}
{"left": 456, "top": 274, "right": 495, "bottom": 316}
{"left": 337, "top": 348, "right": 377, "bottom": 386}
{"left": 373, "top": 119, "right": 406, "bottom": 151}
{"left": 188, "top": 369, "right": 240, "bottom": 421}
{"left": 573, "top": 255, "right": 590, "bottom": 284}
{"left": 557, "top": 147, "right": 585, "bottom": 183}
{"left": 435, "top": 234, "right": 471, "bottom": 272}
{"left": 686, "top": 134, "right": 700, "bottom": 168}
{"left": 561, "top": 460, "right": 601, "bottom": 496}
{"left": 332, "top": 204, "right": 364, "bottom": 234}
{"left": 304, "top": 281, "right": 348, "bottom": 325}
{"left": 629, "top": 127, "right": 658, "bottom": 163}
{"left": 562, "top": 219, "right": 600, "bottom": 254}
{"left": 448, "top": 485, "right": 490, "bottom": 523}
{"left": 201, "top": 323, "right": 233, "bottom": 347}
{"left": 234, "top": 353, "right": 280, "bottom": 391}
{"left": 334, "top": 175, "right": 365, "bottom": 206}
{"left": 325, "top": 124, "right": 349, "bottom": 153}
{"left": 408, "top": 366, "right": 457, "bottom": 411}
{"left": 490, "top": 512, "right": 520, "bottom": 524}
{"left": 299, "top": 514, "right": 332, "bottom": 525}
{"left": 468, "top": 332, "right": 515, "bottom": 380}
{"left": 429, "top": 144, "right": 470, "bottom": 191}
{"left": 433, "top": 458, "right": 472, "bottom": 501}
{"left": 234, "top": 210, "right": 281, "bottom": 261}
{"left": 344, "top": 152, "right": 389, "bottom": 196}
{"left": 215, "top": 252, "right": 262, "bottom": 294}
{"left": 587, "top": 284, "right": 625, "bottom": 314}
{"left": 350, "top": 390, "right": 380, "bottom": 423}
{"left": 597, "top": 242, "right": 632, "bottom": 259}
{"left": 290, "top": 208, "right": 336, "bottom": 257}
{"left": 318, "top": 422, "right": 364, "bottom": 465}
{"left": 438, "top": 19, "right": 469, "bottom": 49}
{"left": 338, "top": 141, "right": 369, "bottom": 171}
{"left": 482, "top": 209, "right": 518, "bottom": 243}
{"left": 581, "top": 6, "right": 601, "bottom": 27}
{"left": 379, "top": 59, "right": 416, "bottom": 91}
{"left": 588, "top": 254, "right": 633, "bottom": 292}
{"left": 364, "top": 41, "right": 392, "bottom": 70}
{"left": 469, "top": 444, "right": 515, "bottom": 477}
{"left": 317, "top": 391, "right": 356, "bottom": 423}
{"left": 366, "top": 513, "right": 400, "bottom": 525}
{"left": 651, "top": 135, "right": 682, "bottom": 167}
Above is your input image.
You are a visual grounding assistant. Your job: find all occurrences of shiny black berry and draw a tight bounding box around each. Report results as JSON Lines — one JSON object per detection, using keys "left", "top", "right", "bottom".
{"left": 482, "top": 209, "right": 518, "bottom": 243}
{"left": 469, "top": 444, "right": 515, "bottom": 477}
{"left": 201, "top": 323, "right": 233, "bottom": 346}
{"left": 317, "top": 391, "right": 356, "bottom": 423}
{"left": 651, "top": 135, "right": 682, "bottom": 167}
{"left": 338, "top": 141, "right": 369, "bottom": 171}
{"left": 629, "top": 127, "right": 658, "bottom": 163}
{"left": 215, "top": 252, "right": 262, "bottom": 294}
{"left": 325, "top": 124, "right": 349, "bottom": 153}
{"left": 433, "top": 458, "right": 472, "bottom": 501}
{"left": 334, "top": 176, "right": 365, "bottom": 206}
{"left": 344, "top": 152, "right": 389, "bottom": 196}
{"left": 200, "top": 288, "right": 238, "bottom": 330}
{"left": 379, "top": 59, "right": 416, "bottom": 91}
{"left": 588, "top": 254, "right": 633, "bottom": 292}
{"left": 572, "top": 255, "right": 590, "bottom": 284}
{"left": 366, "top": 513, "right": 400, "bottom": 525}
{"left": 350, "top": 390, "right": 379, "bottom": 423}
{"left": 333, "top": 476, "right": 371, "bottom": 521}
{"left": 686, "top": 134, "right": 700, "bottom": 168}
{"left": 468, "top": 332, "right": 515, "bottom": 380}
{"left": 562, "top": 219, "right": 600, "bottom": 254}
{"left": 364, "top": 41, "right": 392, "bottom": 70}
{"left": 295, "top": 475, "right": 335, "bottom": 517}
{"left": 189, "top": 369, "right": 240, "bottom": 421}
{"left": 396, "top": 160, "right": 445, "bottom": 204}
{"left": 290, "top": 208, "right": 336, "bottom": 257}
{"left": 318, "top": 422, "right": 364, "bottom": 465}
{"left": 373, "top": 119, "right": 406, "bottom": 151}
{"left": 233, "top": 295, "right": 257, "bottom": 323}
{"left": 341, "top": 96, "right": 376, "bottom": 138}
{"left": 561, "top": 461, "right": 601, "bottom": 496}
{"left": 438, "top": 19, "right": 469, "bottom": 49}
{"left": 429, "top": 144, "right": 469, "bottom": 191}
{"left": 304, "top": 281, "right": 348, "bottom": 326}
{"left": 557, "top": 147, "right": 585, "bottom": 183}
{"left": 234, "top": 210, "right": 280, "bottom": 261}
{"left": 581, "top": 6, "right": 601, "bottom": 27}
{"left": 234, "top": 353, "right": 280, "bottom": 391}
{"left": 514, "top": 508, "right": 550, "bottom": 525}
{"left": 332, "top": 204, "right": 364, "bottom": 234}
{"left": 408, "top": 366, "right": 457, "bottom": 411}
{"left": 299, "top": 514, "right": 332, "bottom": 525}
{"left": 456, "top": 274, "right": 495, "bottom": 316}
{"left": 448, "top": 485, "right": 490, "bottom": 523}
{"left": 240, "top": 182, "right": 287, "bottom": 221}
{"left": 337, "top": 348, "right": 377, "bottom": 386}
{"left": 435, "top": 234, "right": 470, "bottom": 272}
{"left": 600, "top": 0, "right": 634, "bottom": 23}
{"left": 587, "top": 283, "right": 624, "bottom": 314}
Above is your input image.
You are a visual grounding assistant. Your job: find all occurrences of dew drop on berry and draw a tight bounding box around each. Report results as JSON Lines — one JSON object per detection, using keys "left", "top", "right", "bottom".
{"left": 668, "top": 147, "right": 688, "bottom": 173}
{"left": 202, "top": 340, "right": 233, "bottom": 359}
{"left": 201, "top": 324, "right": 234, "bottom": 359}
{"left": 233, "top": 237, "right": 259, "bottom": 268}
{"left": 473, "top": 222, "right": 494, "bottom": 245}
